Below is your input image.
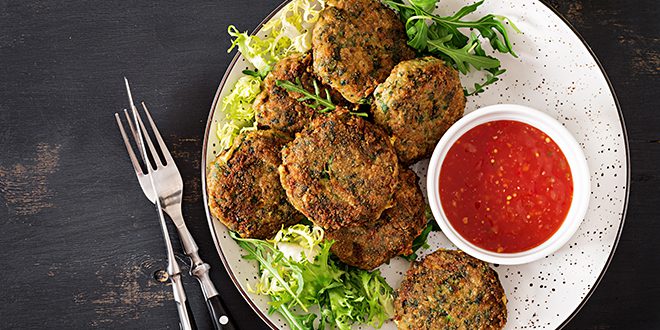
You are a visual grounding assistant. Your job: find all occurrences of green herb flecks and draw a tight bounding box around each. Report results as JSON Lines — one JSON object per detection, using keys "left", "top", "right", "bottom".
{"left": 242, "top": 69, "right": 267, "bottom": 79}
{"left": 350, "top": 111, "right": 369, "bottom": 117}
{"left": 383, "top": 0, "right": 520, "bottom": 96}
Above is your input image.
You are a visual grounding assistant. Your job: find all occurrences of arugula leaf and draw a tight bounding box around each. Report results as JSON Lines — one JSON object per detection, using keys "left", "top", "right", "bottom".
{"left": 409, "top": 0, "right": 436, "bottom": 12}
{"left": 406, "top": 18, "right": 429, "bottom": 50}
{"left": 232, "top": 232, "right": 308, "bottom": 310}
{"left": 467, "top": 68, "right": 506, "bottom": 96}
{"left": 232, "top": 224, "right": 394, "bottom": 330}
{"left": 383, "top": 0, "right": 520, "bottom": 95}
{"left": 277, "top": 78, "right": 369, "bottom": 118}
{"left": 428, "top": 33, "right": 501, "bottom": 74}
{"left": 435, "top": 12, "right": 519, "bottom": 56}
{"left": 402, "top": 207, "right": 441, "bottom": 261}
{"left": 447, "top": 0, "right": 482, "bottom": 20}
{"left": 276, "top": 78, "right": 335, "bottom": 113}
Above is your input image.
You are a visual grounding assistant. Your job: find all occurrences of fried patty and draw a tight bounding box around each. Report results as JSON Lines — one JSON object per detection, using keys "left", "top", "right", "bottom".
{"left": 254, "top": 52, "right": 346, "bottom": 134}
{"left": 372, "top": 57, "right": 466, "bottom": 164}
{"left": 312, "top": 0, "right": 415, "bottom": 103}
{"left": 325, "top": 169, "right": 427, "bottom": 270}
{"left": 394, "top": 249, "right": 507, "bottom": 330}
{"left": 207, "top": 130, "right": 303, "bottom": 239}
{"left": 279, "top": 110, "right": 399, "bottom": 229}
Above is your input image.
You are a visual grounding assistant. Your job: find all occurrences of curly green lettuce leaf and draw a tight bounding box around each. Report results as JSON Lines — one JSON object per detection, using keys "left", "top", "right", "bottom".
{"left": 215, "top": 75, "right": 261, "bottom": 150}
{"left": 217, "top": 0, "right": 327, "bottom": 152}
{"left": 231, "top": 224, "right": 394, "bottom": 329}
{"left": 272, "top": 224, "right": 325, "bottom": 262}
{"left": 231, "top": 232, "right": 307, "bottom": 310}
{"left": 227, "top": 0, "right": 326, "bottom": 73}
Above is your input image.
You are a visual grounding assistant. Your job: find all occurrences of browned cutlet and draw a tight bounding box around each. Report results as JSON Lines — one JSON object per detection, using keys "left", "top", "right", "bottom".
{"left": 279, "top": 110, "right": 399, "bottom": 230}
{"left": 207, "top": 129, "right": 303, "bottom": 239}
{"left": 394, "top": 249, "right": 507, "bottom": 330}
{"left": 372, "top": 57, "right": 466, "bottom": 164}
{"left": 254, "top": 52, "right": 346, "bottom": 134}
{"left": 312, "top": 0, "right": 415, "bottom": 103}
{"left": 326, "top": 169, "right": 427, "bottom": 270}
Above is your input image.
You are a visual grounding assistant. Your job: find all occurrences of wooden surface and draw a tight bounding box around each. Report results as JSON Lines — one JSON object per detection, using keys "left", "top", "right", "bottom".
{"left": 0, "top": 0, "right": 657, "bottom": 328}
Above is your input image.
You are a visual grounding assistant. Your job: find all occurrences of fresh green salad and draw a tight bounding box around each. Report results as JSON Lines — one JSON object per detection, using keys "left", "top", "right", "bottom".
{"left": 216, "top": 75, "right": 260, "bottom": 150}
{"left": 231, "top": 224, "right": 394, "bottom": 330}
{"left": 217, "top": 1, "right": 519, "bottom": 327}
{"left": 216, "top": 0, "right": 326, "bottom": 150}
{"left": 216, "top": 0, "right": 518, "bottom": 151}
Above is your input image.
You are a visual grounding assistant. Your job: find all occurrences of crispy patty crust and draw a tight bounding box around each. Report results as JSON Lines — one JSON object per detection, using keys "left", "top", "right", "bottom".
{"left": 326, "top": 169, "right": 427, "bottom": 270}
{"left": 312, "top": 0, "right": 415, "bottom": 103}
{"left": 254, "top": 52, "right": 345, "bottom": 133}
{"left": 279, "top": 110, "right": 399, "bottom": 229}
{"left": 373, "top": 57, "right": 466, "bottom": 164}
{"left": 207, "top": 130, "right": 303, "bottom": 239}
{"left": 394, "top": 249, "right": 507, "bottom": 330}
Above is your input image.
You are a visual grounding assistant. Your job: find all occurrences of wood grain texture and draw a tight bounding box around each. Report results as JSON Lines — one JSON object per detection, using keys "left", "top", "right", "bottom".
{"left": 0, "top": 0, "right": 657, "bottom": 329}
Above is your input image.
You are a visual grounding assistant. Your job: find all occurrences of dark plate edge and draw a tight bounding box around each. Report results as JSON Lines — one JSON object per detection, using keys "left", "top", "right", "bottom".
{"left": 200, "top": 1, "right": 632, "bottom": 329}
{"left": 536, "top": 1, "right": 631, "bottom": 328}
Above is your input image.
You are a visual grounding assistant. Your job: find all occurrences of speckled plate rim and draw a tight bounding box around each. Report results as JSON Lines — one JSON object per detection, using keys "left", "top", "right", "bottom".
{"left": 536, "top": 3, "right": 629, "bottom": 328}
{"left": 199, "top": 1, "right": 630, "bottom": 329}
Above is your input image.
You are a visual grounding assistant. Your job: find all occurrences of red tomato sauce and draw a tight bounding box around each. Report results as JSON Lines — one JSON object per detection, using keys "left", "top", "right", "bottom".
{"left": 439, "top": 120, "right": 573, "bottom": 253}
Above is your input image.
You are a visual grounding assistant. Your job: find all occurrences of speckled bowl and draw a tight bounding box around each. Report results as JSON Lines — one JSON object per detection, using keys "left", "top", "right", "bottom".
{"left": 427, "top": 104, "right": 591, "bottom": 265}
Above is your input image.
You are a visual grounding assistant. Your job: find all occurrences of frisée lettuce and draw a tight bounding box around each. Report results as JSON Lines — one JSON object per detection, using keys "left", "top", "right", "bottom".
{"left": 227, "top": 0, "right": 326, "bottom": 73}
{"left": 231, "top": 224, "right": 394, "bottom": 330}
{"left": 215, "top": 75, "right": 260, "bottom": 150}
{"left": 216, "top": 0, "right": 326, "bottom": 152}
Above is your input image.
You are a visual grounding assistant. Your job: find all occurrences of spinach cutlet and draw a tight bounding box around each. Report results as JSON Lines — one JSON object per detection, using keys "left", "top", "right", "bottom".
{"left": 207, "top": 130, "right": 303, "bottom": 239}
{"left": 279, "top": 110, "right": 399, "bottom": 230}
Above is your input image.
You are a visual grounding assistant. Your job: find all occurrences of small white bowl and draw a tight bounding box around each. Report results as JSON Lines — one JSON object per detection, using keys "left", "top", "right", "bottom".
{"left": 427, "top": 104, "right": 590, "bottom": 265}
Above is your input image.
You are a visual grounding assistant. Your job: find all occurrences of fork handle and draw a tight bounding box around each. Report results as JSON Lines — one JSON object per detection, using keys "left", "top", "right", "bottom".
{"left": 206, "top": 294, "right": 236, "bottom": 330}
{"left": 191, "top": 262, "right": 236, "bottom": 330}
{"left": 169, "top": 214, "right": 236, "bottom": 329}
{"left": 183, "top": 299, "right": 198, "bottom": 330}
{"left": 170, "top": 272, "right": 198, "bottom": 330}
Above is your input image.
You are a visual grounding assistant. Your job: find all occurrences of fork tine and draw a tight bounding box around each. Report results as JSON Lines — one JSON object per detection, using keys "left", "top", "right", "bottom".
{"left": 141, "top": 102, "right": 174, "bottom": 165}
{"left": 133, "top": 105, "right": 165, "bottom": 168}
{"left": 123, "top": 109, "right": 155, "bottom": 171}
{"left": 115, "top": 112, "right": 143, "bottom": 176}
{"left": 124, "top": 77, "right": 137, "bottom": 112}
{"left": 124, "top": 78, "right": 164, "bottom": 169}
{"left": 123, "top": 109, "right": 139, "bottom": 149}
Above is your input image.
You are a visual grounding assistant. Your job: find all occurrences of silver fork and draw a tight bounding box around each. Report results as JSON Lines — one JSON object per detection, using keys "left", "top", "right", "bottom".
{"left": 116, "top": 106, "right": 196, "bottom": 330}
{"left": 118, "top": 78, "right": 235, "bottom": 330}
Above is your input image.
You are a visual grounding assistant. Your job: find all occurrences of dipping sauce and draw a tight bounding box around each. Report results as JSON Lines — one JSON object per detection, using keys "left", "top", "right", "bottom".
{"left": 439, "top": 120, "right": 573, "bottom": 253}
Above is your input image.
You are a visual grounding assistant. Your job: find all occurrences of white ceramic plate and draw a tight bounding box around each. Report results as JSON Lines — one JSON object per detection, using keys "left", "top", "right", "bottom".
{"left": 202, "top": 1, "right": 629, "bottom": 328}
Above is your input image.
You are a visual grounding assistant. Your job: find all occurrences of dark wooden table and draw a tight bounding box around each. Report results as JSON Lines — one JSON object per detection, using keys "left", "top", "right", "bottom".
{"left": 0, "top": 0, "right": 657, "bottom": 328}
